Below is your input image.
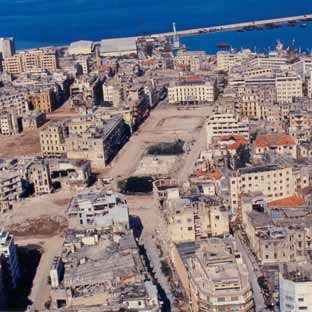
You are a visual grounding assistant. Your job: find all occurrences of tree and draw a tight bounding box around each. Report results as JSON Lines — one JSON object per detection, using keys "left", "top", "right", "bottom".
{"left": 235, "top": 144, "right": 251, "bottom": 168}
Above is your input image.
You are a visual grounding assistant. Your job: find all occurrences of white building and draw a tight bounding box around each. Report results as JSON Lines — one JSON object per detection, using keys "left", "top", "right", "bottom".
{"left": 168, "top": 77, "right": 217, "bottom": 104}
{"left": 206, "top": 113, "right": 250, "bottom": 144}
{"left": 68, "top": 41, "right": 94, "bottom": 55}
{"left": 100, "top": 37, "right": 138, "bottom": 57}
{"left": 275, "top": 72, "right": 303, "bottom": 103}
{"left": 0, "top": 230, "right": 20, "bottom": 288}
{"left": 230, "top": 164, "right": 295, "bottom": 215}
{"left": 68, "top": 192, "right": 129, "bottom": 230}
{"left": 279, "top": 263, "right": 312, "bottom": 312}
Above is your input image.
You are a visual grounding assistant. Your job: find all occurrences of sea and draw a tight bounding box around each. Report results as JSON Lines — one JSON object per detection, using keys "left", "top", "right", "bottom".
{"left": 1, "top": 0, "right": 312, "bottom": 53}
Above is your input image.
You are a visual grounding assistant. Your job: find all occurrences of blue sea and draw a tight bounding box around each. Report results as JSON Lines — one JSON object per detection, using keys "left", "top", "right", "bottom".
{"left": 0, "top": 0, "right": 312, "bottom": 53}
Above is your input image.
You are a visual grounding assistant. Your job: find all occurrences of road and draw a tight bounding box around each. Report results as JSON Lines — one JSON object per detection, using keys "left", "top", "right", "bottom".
{"left": 235, "top": 233, "right": 266, "bottom": 312}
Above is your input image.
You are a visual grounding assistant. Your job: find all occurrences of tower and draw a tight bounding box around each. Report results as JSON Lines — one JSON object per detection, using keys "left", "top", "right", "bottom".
{"left": 172, "top": 22, "right": 180, "bottom": 49}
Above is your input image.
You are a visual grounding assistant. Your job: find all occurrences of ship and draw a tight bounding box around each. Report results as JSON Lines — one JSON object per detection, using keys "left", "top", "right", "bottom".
{"left": 216, "top": 43, "right": 230, "bottom": 49}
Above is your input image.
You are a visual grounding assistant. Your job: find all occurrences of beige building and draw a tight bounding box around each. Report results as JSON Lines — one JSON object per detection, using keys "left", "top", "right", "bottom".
{"left": 168, "top": 77, "right": 217, "bottom": 105}
{"left": 206, "top": 113, "right": 250, "bottom": 145}
{"left": 0, "top": 92, "right": 30, "bottom": 115}
{"left": 254, "top": 134, "right": 297, "bottom": 159}
{"left": 172, "top": 238, "right": 254, "bottom": 312}
{"left": 0, "top": 113, "right": 20, "bottom": 135}
{"left": 3, "top": 49, "right": 57, "bottom": 74}
{"left": 275, "top": 72, "right": 303, "bottom": 103}
{"left": 27, "top": 160, "right": 53, "bottom": 194}
{"left": 240, "top": 85, "right": 276, "bottom": 119}
{"left": 174, "top": 51, "right": 206, "bottom": 72}
{"left": 40, "top": 115, "right": 129, "bottom": 168}
{"left": 165, "top": 196, "right": 229, "bottom": 243}
{"left": 30, "top": 89, "right": 56, "bottom": 113}
{"left": 230, "top": 164, "right": 295, "bottom": 215}
{"left": 102, "top": 82, "right": 124, "bottom": 107}
{"left": 0, "top": 171, "right": 23, "bottom": 212}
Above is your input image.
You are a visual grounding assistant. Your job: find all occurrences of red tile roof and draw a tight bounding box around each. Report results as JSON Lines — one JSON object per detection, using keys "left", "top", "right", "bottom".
{"left": 219, "top": 135, "right": 248, "bottom": 150}
{"left": 268, "top": 196, "right": 306, "bottom": 208}
{"left": 256, "top": 134, "right": 295, "bottom": 148}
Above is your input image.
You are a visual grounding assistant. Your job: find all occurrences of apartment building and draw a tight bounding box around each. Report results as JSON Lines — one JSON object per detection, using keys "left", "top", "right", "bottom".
{"left": 0, "top": 92, "right": 30, "bottom": 115}
{"left": 0, "top": 113, "right": 21, "bottom": 135}
{"left": 206, "top": 113, "right": 250, "bottom": 145}
{"left": 168, "top": 77, "right": 217, "bottom": 105}
{"left": 275, "top": 72, "right": 303, "bottom": 103}
{"left": 0, "top": 171, "right": 23, "bottom": 212}
{"left": 165, "top": 195, "right": 229, "bottom": 243}
{"left": 102, "top": 82, "right": 124, "bottom": 107}
{"left": 254, "top": 134, "right": 297, "bottom": 159}
{"left": 240, "top": 85, "right": 276, "bottom": 119}
{"left": 3, "top": 49, "right": 57, "bottom": 74}
{"left": 39, "top": 120, "right": 68, "bottom": 157}
{"left": 30, "top": 89, "right": 57, "bottom": 113}
{"left": 0, "top": 37, "right": 15, "bottom": 58}
{"left": 248, "top": 54, "right": 288, "bottom": 70}
{"left": 174, "top": 50, "right": 206, "bottom": 72}
{"left": 27, "top": 160, "right": 53, "bottom": 194}
{"left": 50, "top": 229, "right": 159, "bottom": 311}
{"left": 217, "top": 49, "right": 253, "bottom": 72}
{"left": 68, "top": 191, "right": 129, "bottom": 230}
{"left": 279, "top": 263, "right": 312, "bottom": 312}
{"left": 172, "top": 238, "right": 254, "bottom": 312}
{"left": 230, "top": 164, "right": 295, "bottom": 215}
{"left": 243, "top": 205, "right": 310, "bottom": 265}
{"left": 0, "top": 230, "right": 20, "bottom": 289}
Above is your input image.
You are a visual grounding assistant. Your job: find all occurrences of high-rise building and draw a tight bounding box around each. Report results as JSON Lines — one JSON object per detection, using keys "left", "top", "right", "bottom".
{"left": 0, "top": 37, "right": 15, "bottom": 58}
{"left": 0, "top": 230, "right": 20, "bottom": 289}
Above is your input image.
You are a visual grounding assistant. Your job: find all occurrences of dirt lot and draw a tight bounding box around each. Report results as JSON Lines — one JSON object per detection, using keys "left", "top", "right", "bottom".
{"left": 100, "top": 105, "right": 211, "bottom": 180}
{"left": 0, "top": 130, "right": 41, "bottom": 159}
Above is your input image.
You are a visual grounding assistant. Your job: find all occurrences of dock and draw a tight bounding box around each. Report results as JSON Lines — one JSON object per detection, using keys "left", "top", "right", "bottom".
{"left": 149, "top": 13, "right": 312, "bottom": 38}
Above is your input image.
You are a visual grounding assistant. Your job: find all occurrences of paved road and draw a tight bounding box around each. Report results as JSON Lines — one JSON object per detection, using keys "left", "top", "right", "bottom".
{"left": 235, "top": 233, "right": 266, "bottom": 312}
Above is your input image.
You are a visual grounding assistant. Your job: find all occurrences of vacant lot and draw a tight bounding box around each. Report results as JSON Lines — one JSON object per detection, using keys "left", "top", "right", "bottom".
{"left": 0, "top": 130, "right": 41, "bottom": 159}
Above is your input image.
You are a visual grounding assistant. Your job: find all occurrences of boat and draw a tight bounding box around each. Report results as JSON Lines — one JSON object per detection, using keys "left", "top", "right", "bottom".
{"left": 300, "top": 23, "right": 307, "bottom": 28}
{"left": 237, "top": 29, "right": 245, "bottom": 32}
{"left": 216, "top": 43, "right": 230, "bottom": 49}
{"left": 288, "top": 21, "right": 296, "bottom": 27}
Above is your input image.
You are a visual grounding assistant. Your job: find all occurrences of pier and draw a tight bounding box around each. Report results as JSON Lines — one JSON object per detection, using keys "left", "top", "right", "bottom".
{"left": 150, "top": 13, "right": 312, "bottom": 38}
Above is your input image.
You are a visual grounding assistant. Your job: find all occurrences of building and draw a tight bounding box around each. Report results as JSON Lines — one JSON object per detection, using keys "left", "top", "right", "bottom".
{"left": 0, "top": 113, "right": 21, "bottom": 135}
{"left": 50, "top": 229, "right": 160, "bottom": 311}
{"left": 216, "top": 50, "right": 253, "bottom": 72}
{"left": 0, "top": 37, "right": 15, "bottom": 58}
{"left": 279, "top": 263, "right": 312, "bottom": 312}
{"left": 27, "top": 160, "right": 53, "bottom": 194}
{"left": 168, "top": 76, "right": 217, "bottom": 105}
{"left": 0, "top": 230, "right": 20, "bottom": 289}
{"left": 0, "top": 92, "right": 30, "bottom": 115}
{"left": 230, "top": 164, "right": 295, "bottom": 215}
{"left": 275, "top": 72, "right": 303, "bottom": 103}
{"left": 172, "top": 238, "right": 254, "bottom": 312}
{"left": 174, "top": 51, "right": 206, "bottom": 72}
{"left": 3, "top": 49, "right": 57, "bottom": 74}
{"left": 254, "top": 134, "right": 297, "bottom": 159}
{"left": 100, "top": 37, "right": 138, "bottom": 57}
{"left": 102, "top": 82, "right": 124, "bottom": 107}
{"left": 248, "top": 54, "right": 288, "bottom": 70}
{"left": 206, "top": 113, "right": 250, "bottom": 145}
{"left": 165, "top": 195, "right": 229, "bottom": 243}
{"left": 68, "top": 41, "right": 94, "bottom": 55}
{"left": 39, "top": 120, "right": 68, "bottom": 157}
{"left": 240, "top": 85, "right": 276, "bottom": 119}
{"left": 0, "top": 171, "right": 23, "bottom": 212}
{"left": 22, "top": 111, "right": 46, "bottom": 130}
{"left": 30, "top": 89, "right": 57, "bottom": 113}
{"left": 68, "top": 192, "right": 129, "bottom": 230}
